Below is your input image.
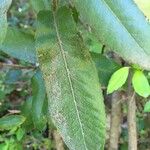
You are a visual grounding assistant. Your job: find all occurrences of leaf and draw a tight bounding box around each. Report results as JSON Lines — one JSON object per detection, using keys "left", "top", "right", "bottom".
{"left": 30, "top": 0, "right": 51, "bottom": 13}
{"left": 134, "top": 0, "right": 150, "bottom": 19}
{"left": 31, "top": 70, "right": 47, "bottom": 131}
{"left": 144, "top": 101, "right": 150, "bottom": 112}
{"left": 73, "top": 0, "right": 150, "bottom": 70}
{"left": 36, "top": 7, "right": 106, "bottom": 150}
{"left": 0, "top": 0, "right": 12, "bottom": 44}
{"left": 132, "top": 70, "right": 150, "bottom": 98}
{"left": 16, "top": 128, "right": 25, "bottom": 141}
{"left": 0, "top": 27, "right": 37, "bottom": 64}
{"left": 81, "top": 29, "right": 103, "bottom": 54}
{"left": 0, "top": 115, "right": 26, "bottom": 131}
{"left": 21, "top": 97, "right": 34, "bottom": 129}
{"left": 107, "top": 67, "right": 130, "bottom": 94}
{"left": 91, "top": 53, "right": 121, "bottom": 87}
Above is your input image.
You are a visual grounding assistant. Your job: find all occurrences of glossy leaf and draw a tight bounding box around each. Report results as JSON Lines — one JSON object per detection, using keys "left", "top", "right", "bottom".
{"left": 36, "top": 7, "right": 106, "bottom": 150}
{"left": 132, "top": 70, "right": 150, "bottom": 98}
{"left": 0, "top": 115, "right": 26, "bottom": 131}
{"left": 0, "top": 0, "right": 12, "bottom": 44}
{"left": 107, "top": 67, "right": 130, "bottom": 94}
{"left": 144, "top": 101, "right": 150, "bottom": 112}
{"left": 73, "top": 0, "right": 150, "bottom": 70}
{"left": 31, "top": 70, "right": 47, "bottom": 131}
{"left": 0, "top": 27, "right": 37, "bottom": 64}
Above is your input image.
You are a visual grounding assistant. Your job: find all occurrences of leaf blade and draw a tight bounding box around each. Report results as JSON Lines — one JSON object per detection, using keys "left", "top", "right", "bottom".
{"left": 36, "top": 7, "right": 106, "bottom": 150}
{"left": 0, "top": 115, "right": 26, "bottom": 131}
{"left": 107, "top": 67, "right": 129, "bottom": 94}
{"left": 0, "top": 27, "right": 37, "bottom": 64}
{"left": 132, "top": 70, "right": 150, "bottom": 98}
{"left": 0, "top": 0, "right": 12, "bottom": 44}
{"left": 73, "top": 0, "right": 150, "bottom": 70}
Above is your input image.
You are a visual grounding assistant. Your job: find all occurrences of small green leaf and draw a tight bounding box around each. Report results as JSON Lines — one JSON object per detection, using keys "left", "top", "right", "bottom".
{"left": 132, "top": 70, "right": 150, "bottom": 98}
{"left": 21, "top": 97, "right": 34, "bottom": 130}
{"left": 16, "top": 128, "right": 25, "bottom": 141}
{"left": 0, "top": 115, "right": 26, "bottom": 131}
{"left": 144, "top": 101, "right": 150, "bottom": 112}
{"left": 31, "top": 70, "right": 47, "bottom": 131}
{"left": 107, "top": 67, "right": 130, "bottom": 94}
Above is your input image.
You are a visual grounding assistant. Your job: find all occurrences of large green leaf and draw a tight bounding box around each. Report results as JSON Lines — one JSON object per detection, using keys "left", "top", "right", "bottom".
{"left": 0, "top": 115, "right": 26, "bottom": 131}
{"left": 0, "top": 27, "right": 37, "bottom": 64}
{"left": 73, "top": 0, "right": 150, "bottom": 70}
{"left": 36, "top": 7, "right": 106, "bottom": 150}
{"left": 0, "top": 0, "right": 12, "bottom": 44}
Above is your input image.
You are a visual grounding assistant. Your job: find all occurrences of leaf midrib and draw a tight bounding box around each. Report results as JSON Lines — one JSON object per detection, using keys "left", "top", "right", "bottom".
{"left": 103, "top": 0, "right": 149, "bottom": 56}
{"left": 52, "top": 11, "right": 88, "bottom": 150}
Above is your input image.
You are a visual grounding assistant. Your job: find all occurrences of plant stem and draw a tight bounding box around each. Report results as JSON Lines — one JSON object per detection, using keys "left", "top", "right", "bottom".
{"left": 109, "top": 91, "right": 122, "bottom": 150}
{"left": 53, "top": 130, "right": 65, "bottom": 150}
{"left": 127, "top": 73, "right": 137, "bottom": 150}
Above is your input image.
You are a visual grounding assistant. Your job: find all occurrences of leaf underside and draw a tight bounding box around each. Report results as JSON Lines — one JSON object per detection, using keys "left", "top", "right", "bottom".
{"left": 36, "top": 7, "right": 106, "bottom": 150}
{"left": 73, "top": 0, "right": 150, "bottom": 70}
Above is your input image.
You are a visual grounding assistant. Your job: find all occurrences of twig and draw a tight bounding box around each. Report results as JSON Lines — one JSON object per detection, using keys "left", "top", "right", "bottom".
{"left": 53, "top": 130, "right": 65, "bottom": 150}
{"left": 127, "top": 72, "right": 137, "bottom": 150}
{"left": 109, "top": 91, "right": 122, "bottom": 150}
{"left": 0, "top": 62, "right": 36, "bottom": 70}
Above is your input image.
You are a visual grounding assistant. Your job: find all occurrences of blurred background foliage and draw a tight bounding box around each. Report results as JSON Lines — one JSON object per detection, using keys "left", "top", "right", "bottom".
{"left": 0, "top": 0, "right": 150, "bottom": 150}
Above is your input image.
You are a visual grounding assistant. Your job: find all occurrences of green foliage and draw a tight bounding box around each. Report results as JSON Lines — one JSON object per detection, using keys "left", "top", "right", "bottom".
{"left": 36, "top": 7, "right": 106, "bottom": 150}
{"left": 73, "top": 0, "right": 150, "bottom": 70}
{"left": 16, "top": 127, "right": 25, "bottom": 141}
{"left": 107, "top": 67, "right": 130, "bottom": 94}
{"left": 30, "top": 0, "right": 51, "bottom": 13}
{"left": 0, "top": 0, "right": 12, "bottom": 44}
{"left": 31, "top": 70, "right": 47, "bottom": 131}
{"left": 0, "top": 27, "right": 37, "bottom": 64}
{"left": 132, "top": 70, "right": 150, "bottom": 98}
{"left": 91, "top": 53, "right": 121, "bottom": 87}
{"left": 0, "top": 115, "right": 25, "bottom": 131}
{"left": 144, "top": 101, "right": 150, "bottom": 112}
{"left": 1, "top": 0, "right": 150, "bottom": 149}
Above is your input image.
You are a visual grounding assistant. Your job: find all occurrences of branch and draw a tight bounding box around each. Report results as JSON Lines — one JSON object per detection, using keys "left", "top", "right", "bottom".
{"left": 109, "top": 91, "right": 122, "bottom": 150}
{"left": 127, "top": 72, "right": 137, "bottom": 150}
{"left": 0, "top": 62, "right": 36, "bottom": 70}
